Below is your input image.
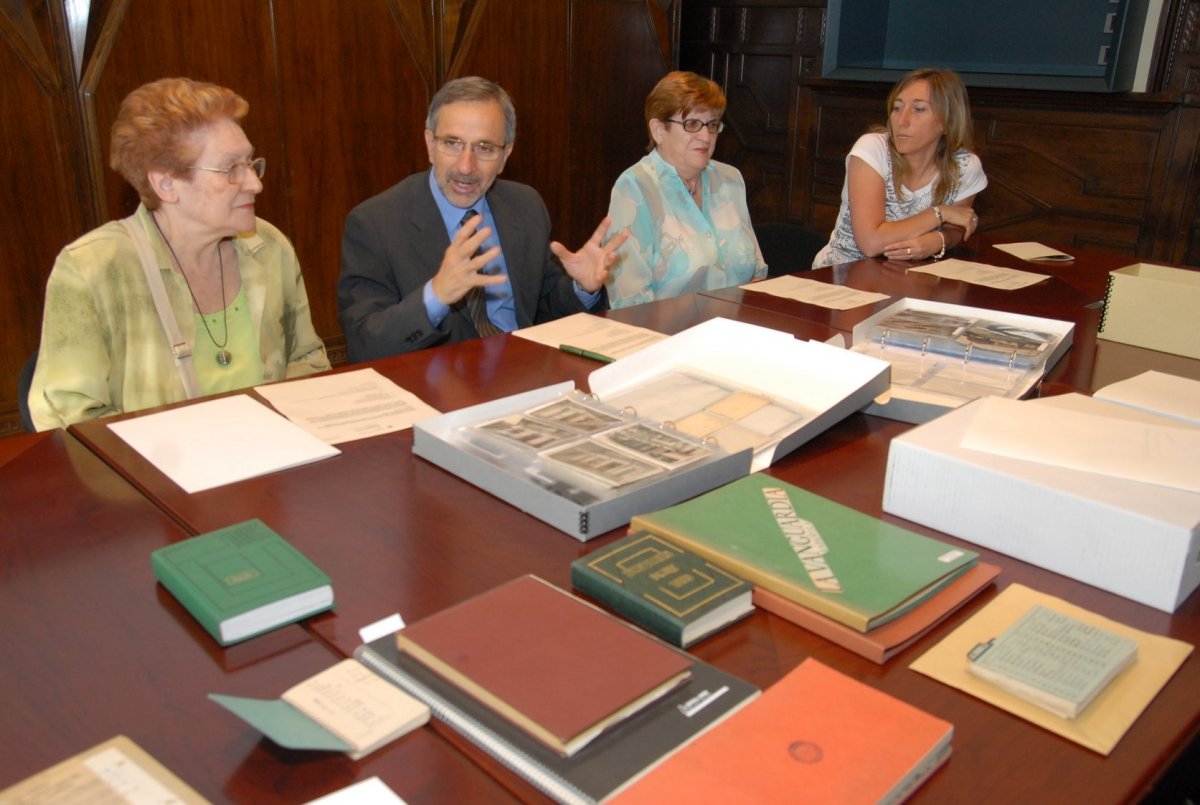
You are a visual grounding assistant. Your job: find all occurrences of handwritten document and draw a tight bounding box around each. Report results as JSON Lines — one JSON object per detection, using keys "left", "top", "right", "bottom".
{"left": 739, "top": 275, "right": 889, "bottom": 310}
{"left": 281, "top": 659, "right": 430, "bottom": 754}
{"left": 908, "top": 258, "right": 1050, "bottom": 290}
{"left": 256, "top": 368, "right": 440, "bottom": 444}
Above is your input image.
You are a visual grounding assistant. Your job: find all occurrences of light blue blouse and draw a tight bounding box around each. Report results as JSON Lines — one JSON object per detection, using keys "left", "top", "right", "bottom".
{"left": 605, "top": 149, "right": 766, "bottom": 309}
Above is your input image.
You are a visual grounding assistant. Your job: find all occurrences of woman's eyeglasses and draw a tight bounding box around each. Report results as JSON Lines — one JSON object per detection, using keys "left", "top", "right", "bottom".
{"left": 194, "top": 157, "right": 267, "bottom": 184}
{"left": 665, "top": 118, "right": 724, "bottom": 134}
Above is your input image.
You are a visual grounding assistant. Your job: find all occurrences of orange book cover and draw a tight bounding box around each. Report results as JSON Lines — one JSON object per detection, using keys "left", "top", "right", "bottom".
{"left": 753, "top": 562, "right": 1000, "bottom": 664}
{"left": 396, "top": 575, "right": 692, "bottom": 757}
{"left": 612, "top": 658, "right": 952, "bottom": 805}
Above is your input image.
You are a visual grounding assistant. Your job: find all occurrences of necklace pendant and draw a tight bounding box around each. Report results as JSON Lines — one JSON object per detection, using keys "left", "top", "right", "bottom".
{"left": 216, "top": 349, "right": 233, "bottom": 367}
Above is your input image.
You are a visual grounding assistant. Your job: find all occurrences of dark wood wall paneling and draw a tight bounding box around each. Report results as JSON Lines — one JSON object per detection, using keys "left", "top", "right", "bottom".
{"left": 0, "top": 0, "right": 677, "bottom": 436}
{"left": 1, "top": 1, "right": 87, "bottom": 432}
{"left": 682, "top": 0, "right": 1200, "bottom": 268}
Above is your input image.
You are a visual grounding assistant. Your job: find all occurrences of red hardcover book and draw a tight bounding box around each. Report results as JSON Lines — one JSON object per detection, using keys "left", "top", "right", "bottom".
{"left": 395, "top": 575, "right": 692, "bottom": 757}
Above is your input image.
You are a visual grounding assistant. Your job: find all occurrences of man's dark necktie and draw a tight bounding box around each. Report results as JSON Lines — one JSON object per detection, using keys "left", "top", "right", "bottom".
{"left": 459, "top": 209, "right": 503, "bottom": 337}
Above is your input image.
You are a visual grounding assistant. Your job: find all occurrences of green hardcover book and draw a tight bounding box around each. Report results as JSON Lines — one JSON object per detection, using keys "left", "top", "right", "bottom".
{"left": 630, "top": 474, "right": 978, "bottom": 633}
{"left": 571, "top": 532, "right": 753, "bottom": 647}
{"left": 151, "top": 519, "right": 333, "bottom": 646}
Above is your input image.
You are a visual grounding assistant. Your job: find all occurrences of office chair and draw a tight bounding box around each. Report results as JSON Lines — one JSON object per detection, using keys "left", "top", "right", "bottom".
{"left": 753, "top": 220, "right": 828, "bottom": 277}
{"left": 18, "top": 349, "right": 37, "bottom": 432}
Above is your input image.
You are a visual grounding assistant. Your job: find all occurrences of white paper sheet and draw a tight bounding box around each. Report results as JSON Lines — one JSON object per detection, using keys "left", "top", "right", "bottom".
{"left": 304, "top": 777, "right": 406, "bottom": 805}
{"left": 512, "top": 312, "right": 667, "bottom": 361}
{"left": 739, "top": 275, "right": 889, "bottom": 310}
{"left": 107, "top": 394, "right": 340, "bottom": 493}
{"left": 255, "top": 368, "right": 440, "bottom": 444}
{"left": 959, "top": 396, "right": 1200, "bottom": 493}
{"left": 1093, "top": 370, "right": 1200, "bottom": 426}
{"left": 908, "top": 258, "right": 1050, "bottom": 290}
{"left": 993, "top": 242, "right": 1075, "bottom": 262}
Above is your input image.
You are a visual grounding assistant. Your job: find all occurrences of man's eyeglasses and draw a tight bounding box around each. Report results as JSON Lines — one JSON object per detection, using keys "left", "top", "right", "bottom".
{"left": 432, "top": 136, "right": 507, "bottom": 161}
{"left": 194, "top": 157, "right": 266, "bottom": 184}
{"left": 665, "top": 118, "right": 725, "bottom": 134}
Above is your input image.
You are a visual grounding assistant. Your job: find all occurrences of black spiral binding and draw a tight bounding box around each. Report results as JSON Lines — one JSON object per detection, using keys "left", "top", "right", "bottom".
{"left": 578, "top": 511, "right": 589, "bottom": 536}
{"left": 1097, "top": 272, "right": 1117, "bottom": 332}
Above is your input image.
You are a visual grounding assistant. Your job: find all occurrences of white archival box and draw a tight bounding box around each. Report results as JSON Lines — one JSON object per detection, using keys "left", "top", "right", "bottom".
{"left": 588, "top": 317, "right": 891, "bottom": 473}
{"left": 413, "top": 318, "right": 890, "bottom": 540}
{"left": 883, "top": 396, "right": 1200, "bottom": 613}
{"left": 850, "top": 298, "right": 1074, "bottom": 425}
{"left": 413, "top": 381, "right": 752, "bottom": 541}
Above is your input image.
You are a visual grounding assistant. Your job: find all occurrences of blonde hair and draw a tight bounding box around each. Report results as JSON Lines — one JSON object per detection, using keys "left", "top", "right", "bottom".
{"left": 110, "top": 77, "right": 249, "bottom": 209}
{"left": 882, "top": 68, "right": 973, "bottom": 205}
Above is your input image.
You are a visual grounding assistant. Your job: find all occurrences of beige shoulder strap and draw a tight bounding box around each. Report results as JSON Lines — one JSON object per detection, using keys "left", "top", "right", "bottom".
{"left": 120, "top": 215, "right": 201, "bottom": 399}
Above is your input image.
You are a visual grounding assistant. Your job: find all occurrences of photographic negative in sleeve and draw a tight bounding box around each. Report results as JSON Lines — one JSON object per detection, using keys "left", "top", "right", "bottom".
{"left": 594, "top": 422, "right": 712, "bottom": 468}
{"left": 541, "top": 441, "right": 665, "bottom": 487}
{"left": 526, "top": 397, "right": 624, "bottom": 433}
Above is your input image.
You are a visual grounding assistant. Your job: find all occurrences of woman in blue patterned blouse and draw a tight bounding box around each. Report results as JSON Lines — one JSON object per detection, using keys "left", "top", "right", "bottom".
{"left": 604, "top": 72, "right": 766, "bottom": 309}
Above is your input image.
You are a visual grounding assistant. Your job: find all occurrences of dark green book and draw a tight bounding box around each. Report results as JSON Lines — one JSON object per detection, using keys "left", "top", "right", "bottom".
{"left": 571, "top": 532, "right": 753, "bottom": 647}
{"left": 150, "top": 519, "right": 333, "bottom": 646}
{"left": 631, "top": 474, "right": 978, "bottom": 633}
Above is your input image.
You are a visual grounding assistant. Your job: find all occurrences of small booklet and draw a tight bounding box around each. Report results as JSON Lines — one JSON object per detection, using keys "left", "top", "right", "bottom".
{"left": 966, "top": 604, "right": 1138, "bottom": 719}
{"left": 211, "top": 658, "right": 430, "bottom": 760}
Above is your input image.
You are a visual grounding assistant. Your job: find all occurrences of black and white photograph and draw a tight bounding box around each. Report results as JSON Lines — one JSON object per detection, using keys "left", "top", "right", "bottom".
{"left": 526, "top": 397, "right": 624, "bottom": 434}
{"left": 474, "top": 415, "right": 581, "bottom": 451}
{"left": 541, "top": 441, "right": 664, "bottom": 487}
{"left": 594, "top": 422, "right": 712, "bottom": 468}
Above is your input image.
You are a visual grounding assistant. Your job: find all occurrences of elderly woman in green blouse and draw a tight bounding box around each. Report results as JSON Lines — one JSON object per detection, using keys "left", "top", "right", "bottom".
{"left": 604, "top": 71, "right": 766, "bottom": 309}
{"left": 28, "top": 77, "right": 329, "bottom": 430}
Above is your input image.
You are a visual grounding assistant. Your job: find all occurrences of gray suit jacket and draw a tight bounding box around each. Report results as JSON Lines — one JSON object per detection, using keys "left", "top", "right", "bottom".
{"left": 338, "top": 171, "right": 594, "bottom": 361}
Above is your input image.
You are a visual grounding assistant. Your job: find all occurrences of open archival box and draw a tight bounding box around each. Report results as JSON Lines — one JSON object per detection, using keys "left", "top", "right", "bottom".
{"left": 850, "top": 298, "right": 1074, "bottom": 424}
{"left": 414, "top": 318, "right": 890, "bottom": 540}
{"left": 1098, "top": 263, "right": 1200, "bottom": 359}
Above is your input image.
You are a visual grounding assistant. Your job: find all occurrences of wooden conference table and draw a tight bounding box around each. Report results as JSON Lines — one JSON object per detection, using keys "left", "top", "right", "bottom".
{"left": 2, "top": 245, "right": 1197, "bottom": 803}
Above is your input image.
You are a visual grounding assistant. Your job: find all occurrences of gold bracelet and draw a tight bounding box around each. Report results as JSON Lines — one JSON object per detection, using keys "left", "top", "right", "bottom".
{"left": 932, "top": 205, "right": 944, "bottom": 229}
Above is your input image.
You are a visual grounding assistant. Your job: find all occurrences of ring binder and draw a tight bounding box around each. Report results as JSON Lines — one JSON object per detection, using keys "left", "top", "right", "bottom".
{"left": 849, "top": 298, "right": 1075, "bottom": 424}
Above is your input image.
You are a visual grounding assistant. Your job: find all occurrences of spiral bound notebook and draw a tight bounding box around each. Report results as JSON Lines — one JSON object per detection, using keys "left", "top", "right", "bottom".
{"left": 354, "top": 632, "right": 758, "bottom": 805}
{"left": 1097, "top": 263, "right": 1200, "bottom": 359}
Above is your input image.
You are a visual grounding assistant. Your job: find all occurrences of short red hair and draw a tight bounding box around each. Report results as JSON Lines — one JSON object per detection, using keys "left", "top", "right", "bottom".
{"left": 110, "top": 77, "right": 249, "bottom": 209}
{"left": 644, "top": 71, "right": 726, "bottom": 151}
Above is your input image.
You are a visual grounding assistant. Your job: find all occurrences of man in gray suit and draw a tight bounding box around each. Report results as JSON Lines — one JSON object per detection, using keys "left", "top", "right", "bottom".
{"left": 338, "top": 76, "right": 628, "bottom": 362}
